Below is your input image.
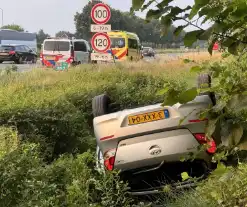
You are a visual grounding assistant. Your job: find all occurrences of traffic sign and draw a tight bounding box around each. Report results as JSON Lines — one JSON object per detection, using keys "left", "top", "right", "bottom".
{"left": 91, "top": 3, "right": 111, "bottom": 25}
{"left": 91, "top": 53, "right": 112, "bottom": 61}
{"left": 91, "top": 33, "right": 111, "bottom": 53}
{"left": 90, "top": 24, "right": 111, "bottom": 33}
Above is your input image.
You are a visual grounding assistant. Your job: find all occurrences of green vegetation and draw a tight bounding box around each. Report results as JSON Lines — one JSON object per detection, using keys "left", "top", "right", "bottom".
{"left": 1, "top": 24, "right": 25, "bottom": 32}
{"left": 0, "top": 62, "right": 199, "bottom": 206}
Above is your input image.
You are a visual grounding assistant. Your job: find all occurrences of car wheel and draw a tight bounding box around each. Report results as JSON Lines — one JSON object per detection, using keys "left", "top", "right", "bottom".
{"left": 0, "top": 61, "right": 3, "bottom": 64}
{"left": 15, "top": 56, "right": 23, "bottom": 64}
{"left": 92, "top": 94, "right": 112, "bottom": 117}
{"left": 32, "top": 56, "right": 37, "bottom": 64}
{"left": 197, "top": 73, "right": 216, "bottom": 105}
{"left": 130, "top": 56, "right": 133, "bottom": 61}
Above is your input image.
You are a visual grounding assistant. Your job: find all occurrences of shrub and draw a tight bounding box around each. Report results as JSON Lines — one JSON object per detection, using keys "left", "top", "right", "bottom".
{"left": 0, "top": 126, "right": 18, "bottom": 158}
{"left": 0, "top": 143, "right": 136, "bottom": 207}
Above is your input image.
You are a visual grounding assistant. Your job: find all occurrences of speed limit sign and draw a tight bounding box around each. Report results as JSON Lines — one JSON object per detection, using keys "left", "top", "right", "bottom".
{"left": 91, "top": 33, "right": 111, "bottom": 53}
{"left": 91, "top": 3, "right": 111, "bottom": 25}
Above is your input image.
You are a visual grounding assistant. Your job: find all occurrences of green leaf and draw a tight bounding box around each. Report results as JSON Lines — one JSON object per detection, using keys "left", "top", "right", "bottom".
{"left": 189, "top": 0, "right": 210, "bottom": 20}
{"left": 228, "top": 42, "right": 239, "bottom": 55}
{"left": 141, "top": 0, "right": 155, "bottom": 11}
{"left": 198, "top": 27, "right": 213, "bottom": 41}
{"left": 156, "top": 87, "right": 169, "bottom": 96}
{"left": 230, "top": 124, "right": 244, "bottom": 146}
{"left": 182, "top": 6, "right": 192, "bottom": 12}
{"left": 132, "top": 0, "right": 145, "bottom": 10}
{"left": 184, "top": 30, "right": 203, "bottom": 47}
{"left": 181, "top": 172, "right": 190, "bottom": 181}
{"left": 211, "top": 163, "right": 228, "bottom": 177}
{"left": 170, "top": 6, "right": 183, "bottom": 16}
{"left": 156, "top": 0, "right": 173, "bottom": 9}
{"left": 230, "top": 2, "right": 247, "bottom": 21}
{"left": 178, "top": 87, "right": 198, "bottom": 104}
{"left": 190, "top": 66, "right": 202, "bottom": 73}
{"left": 161, "top": 15, "right": 172, "bottom": 28}
{"left": 174, "top": 25, "right": 186, "bottom": 36}
{"left": 146, "top": 9, "right": 162, "bottom": 19}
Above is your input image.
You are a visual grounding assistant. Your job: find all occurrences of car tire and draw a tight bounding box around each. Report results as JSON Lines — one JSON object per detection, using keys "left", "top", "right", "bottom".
{"left": 32, "top": 56, "right": 37, "bottom": 64}
{"left": 0, "top": 61, "right": 3, "bottom": 64}
{"left": 130, "top": 56, "right": 133, "bottom": 61}
{"left": 92, "top": 94, "right": 112, "bottom": 117}
{"left": 197, "top": 73, "right": 216, "bottom": 105}
{"left": 15, "top": 56, "right": 23, "bottom": 64}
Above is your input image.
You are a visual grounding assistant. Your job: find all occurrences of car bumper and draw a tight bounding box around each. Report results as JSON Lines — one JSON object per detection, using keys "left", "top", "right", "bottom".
{"left": 0, "top": 56, "right": 17, "bottom": 61}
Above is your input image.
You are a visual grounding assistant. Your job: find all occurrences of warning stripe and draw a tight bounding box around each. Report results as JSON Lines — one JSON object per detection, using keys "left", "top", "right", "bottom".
{"left": 107, "top": 49, "right": 127, "bottom": 60}
{"left": 117, "top": 50, "right": 127, "bottom": 59}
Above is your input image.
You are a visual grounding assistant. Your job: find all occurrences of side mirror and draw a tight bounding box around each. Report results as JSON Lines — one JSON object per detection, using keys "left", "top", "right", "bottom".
{"left": 29, "top": 49, "right": 33, "bottom": 53}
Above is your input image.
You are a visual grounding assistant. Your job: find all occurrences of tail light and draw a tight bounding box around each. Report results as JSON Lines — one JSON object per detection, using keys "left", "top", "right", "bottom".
{"left": 194, "top": 133, "right": 217, "bottom": 154}
{"left": 104, "top": 149, "right": 116, "bottom": 171}
{"left": 9, "top": 51, "right": 15, "bottom": 55}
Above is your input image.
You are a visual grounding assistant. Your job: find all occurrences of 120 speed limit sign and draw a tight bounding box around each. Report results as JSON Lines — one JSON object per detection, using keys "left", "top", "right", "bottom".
{"left": 91, "top": 3, "right": 111, "bottom": 25}
{"left": 91, "top": 33, "right": 111, "bottom": 53}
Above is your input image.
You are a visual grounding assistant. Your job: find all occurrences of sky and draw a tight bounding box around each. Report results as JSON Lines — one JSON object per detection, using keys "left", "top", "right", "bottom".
{"left": 0, "top": 0, "right": 195, "bottom": 36}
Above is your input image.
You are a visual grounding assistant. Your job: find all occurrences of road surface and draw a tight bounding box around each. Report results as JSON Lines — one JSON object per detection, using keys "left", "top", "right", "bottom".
{"left": 0, "top": 61, "right": 41, "bottom": 72}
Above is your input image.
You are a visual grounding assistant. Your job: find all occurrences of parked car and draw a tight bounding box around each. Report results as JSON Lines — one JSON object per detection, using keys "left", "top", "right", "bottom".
{"left": 142, "top": 47, "right": 155, "bottom": 57}
{"left": 93, "top": 74, "right": 220, "bottom": 195}
{"left": 0, "top": 44, "right": 37, "bottom": 64}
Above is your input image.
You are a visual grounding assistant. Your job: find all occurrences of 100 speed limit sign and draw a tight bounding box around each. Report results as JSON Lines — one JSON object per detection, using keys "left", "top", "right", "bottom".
{"left": 91, "top": 33, "right": 111, "bottom": 53}
{"left": 91, "top": 3, "right": 111, "bottom": 25}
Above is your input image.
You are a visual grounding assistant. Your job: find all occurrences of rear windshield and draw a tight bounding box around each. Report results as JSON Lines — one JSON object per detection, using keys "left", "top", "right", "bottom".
{"left": 0, "top": 46, "right": 14, "bottom": 52}
{"left": 44, "top": 41, "right": 70, "bottom": 51}
{"left": 143, "top": 48, "right": 150, "bottom": 52}
{"left": 110, "top": 38, "right": 125, "bottom": 48}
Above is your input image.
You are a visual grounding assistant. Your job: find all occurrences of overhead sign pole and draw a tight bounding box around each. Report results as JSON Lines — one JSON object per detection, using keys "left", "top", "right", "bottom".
{"left": 90, "top": 2, "right": 112, "bottom": 62}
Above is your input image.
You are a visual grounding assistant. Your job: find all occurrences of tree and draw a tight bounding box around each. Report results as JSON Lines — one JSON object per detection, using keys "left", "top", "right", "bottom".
{"left": 36, "top": 29, "right": 50, "bottom": 49}
{"left": 55, "top": 31, "right": 75, "bottom": 39}
{"left": 1, "top": 24, "right": 24, "bottom": 32}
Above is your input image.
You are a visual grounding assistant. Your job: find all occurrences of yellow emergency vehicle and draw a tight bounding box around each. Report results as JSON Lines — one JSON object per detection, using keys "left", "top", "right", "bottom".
{"left": 106, "top": 30, "right": 143, "bottom": 61}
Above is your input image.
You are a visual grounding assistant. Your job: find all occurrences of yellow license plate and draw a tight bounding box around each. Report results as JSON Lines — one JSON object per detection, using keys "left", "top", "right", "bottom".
{"left": 128, "top": 110, "right": 167, "bottom": 125}
{"left": 45, "top": 56, "right": 55, "bottom": 60}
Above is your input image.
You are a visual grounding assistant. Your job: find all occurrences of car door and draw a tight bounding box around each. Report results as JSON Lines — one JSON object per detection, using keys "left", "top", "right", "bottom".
{"left": 74, "top": 41, "right": 89, "bottom": 63}
{"left": 15, "top": 46, "right": 24, "bottom": 58}
{"left": 23, "top": 46, "right": 34, "bottom": 61}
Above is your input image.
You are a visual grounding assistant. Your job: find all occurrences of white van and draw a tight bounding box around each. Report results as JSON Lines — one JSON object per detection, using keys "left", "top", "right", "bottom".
{"left": 41, "top": 38, "right": 91, "bottom": 67}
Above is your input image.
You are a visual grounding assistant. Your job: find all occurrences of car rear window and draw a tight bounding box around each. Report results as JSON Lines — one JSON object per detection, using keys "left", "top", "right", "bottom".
{"left": 0, "top": 46, "right": 15, "bottom": 52}
{"left": 44, "top": 41, "right": 70, "bottom": 51}
{"left": 143, "top": 48, "right": 150, "bottom": 52}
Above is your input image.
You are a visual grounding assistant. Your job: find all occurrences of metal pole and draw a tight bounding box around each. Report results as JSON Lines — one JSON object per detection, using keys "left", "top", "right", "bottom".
{"left": 0, "top": 8, "right": 3, "bottom": 27}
